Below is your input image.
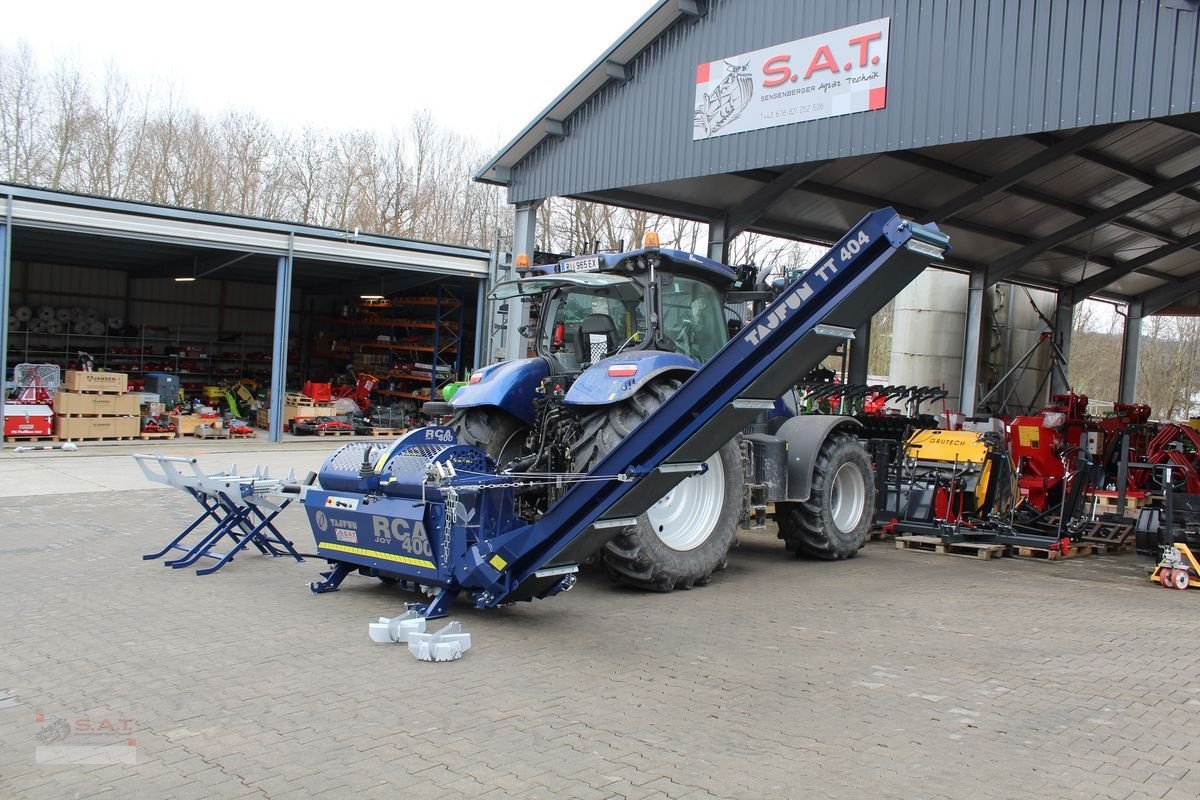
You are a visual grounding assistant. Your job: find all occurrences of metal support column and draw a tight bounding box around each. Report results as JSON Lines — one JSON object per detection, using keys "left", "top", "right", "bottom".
{"left": 959, "top": 271, "right": 986, "bottom": 416}
{"left": 848, "top": 321, "right": 870, "bottom": 385}
{"left": 1118, "top": 300, "right": 1143, "bottom": 404}
{"left": 472, "top": 278, "right": 486, "bottom": 372}
{"left": 268, "top": 245, "right": 294, "bottom": 443}
{"left": 707, "top": 216, "right": 729, "bottom": 263}
{"left": 0, "top": 197, "right": 11, "bottom": 442}
{"left": 502, "top": 200, "right": 542, "bottom": 361}
{"left": 1049, "top": 293, "right": 1074, "bottom": 396}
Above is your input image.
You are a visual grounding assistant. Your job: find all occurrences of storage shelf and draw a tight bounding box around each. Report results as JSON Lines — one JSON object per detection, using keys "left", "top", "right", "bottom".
{"left": 375, "top": 389, "right": 433, "bottom": 400}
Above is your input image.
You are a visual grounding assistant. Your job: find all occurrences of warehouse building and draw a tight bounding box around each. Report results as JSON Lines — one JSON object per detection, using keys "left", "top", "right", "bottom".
{"left": 477, "top": 0, "right": 1200, "bottom": 414}
{"left": 0, "top": 185, "right": 492, "bottom": 443}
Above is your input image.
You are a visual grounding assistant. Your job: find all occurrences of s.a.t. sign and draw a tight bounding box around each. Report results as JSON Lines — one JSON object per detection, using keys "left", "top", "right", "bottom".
{"left": 693, "top": 18, "right": 890, "bottom": 140}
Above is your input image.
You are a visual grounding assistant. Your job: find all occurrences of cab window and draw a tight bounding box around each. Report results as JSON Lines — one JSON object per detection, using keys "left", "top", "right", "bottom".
{"left": 661, "top": 275, "right": 727, "bottom": 361}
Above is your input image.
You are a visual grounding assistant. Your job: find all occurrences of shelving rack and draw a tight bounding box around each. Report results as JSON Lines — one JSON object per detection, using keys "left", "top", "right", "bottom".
{"left": 5, "top": 327, "right": 295, "bottom": 389}
{"left": 315, "top": 288, "right": 468, "bottom": 403}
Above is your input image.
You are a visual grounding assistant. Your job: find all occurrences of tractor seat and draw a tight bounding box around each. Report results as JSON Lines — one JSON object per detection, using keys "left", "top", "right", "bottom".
{"left": 575, "top": 313, "right": 618, "bottom": 364}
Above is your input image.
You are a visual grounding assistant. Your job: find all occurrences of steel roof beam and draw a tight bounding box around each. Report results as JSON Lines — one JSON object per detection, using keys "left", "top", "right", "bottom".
{"left": 1027, "top": 131, "right": 1200, "bottom": 208}
{"left": 920, "top": 126, "right": 1114, "bottom": 223}
{"left": 893, "top": 150, "right": 1185, "bottom": 246}
{"left": 797, "top": 179, "right": 1132, "bottom": 274}
{"left": 987, "top": 164, "right": 1200, "bottom": 285}
{"left": 1139, "top": 270, "right": 1200, "bottom": 316}
{"left": 1072, "top": 230, "right": 1200, "bottom": 298}
{"left": 574, "top": 189, "right": 1126, "bottom": 299}
{"left": 722, "top": 162, "right": 827, "bottom": 240}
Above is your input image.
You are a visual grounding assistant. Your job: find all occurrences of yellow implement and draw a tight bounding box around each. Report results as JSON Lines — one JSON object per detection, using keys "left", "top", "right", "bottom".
{"left": 904, "top": 430, "right": 995, "bottom": 512}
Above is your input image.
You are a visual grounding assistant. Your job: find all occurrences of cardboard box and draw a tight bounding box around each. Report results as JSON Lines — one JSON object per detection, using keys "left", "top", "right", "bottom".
{"left": 56, "top": 416, "right": 139, "bottom": 439}
{"left": 4, "top": 404, "right": 54, "bottom": 437}
{"left": 62, "top": 370, "right": 129, "bottom": 393}
{"left": 55, "top": 390, "right": 139, "bottom": 416}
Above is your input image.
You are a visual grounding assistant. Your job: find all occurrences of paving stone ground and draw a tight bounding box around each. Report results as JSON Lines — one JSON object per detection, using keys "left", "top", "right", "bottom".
{"left": 2, "top": 459, "right": 1200, "bottom": 799}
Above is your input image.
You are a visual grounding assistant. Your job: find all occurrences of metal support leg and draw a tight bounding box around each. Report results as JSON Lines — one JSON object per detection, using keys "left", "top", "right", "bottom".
{"left": 142, "top": 492, "right": 224, "bottom": 560}
{"left": 423, "top": 587, "right": 461, "bottom": 619}
{"left": 309, "top": 562, "right": 355, "bottom": 594}
{"left": 195, "top": 498, "right": 299, "bottom": 575}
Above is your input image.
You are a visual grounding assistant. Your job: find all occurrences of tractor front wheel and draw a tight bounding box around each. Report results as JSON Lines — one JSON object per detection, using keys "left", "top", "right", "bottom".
{"left": 573, "top": 378, "right": 743, "bottom": 591}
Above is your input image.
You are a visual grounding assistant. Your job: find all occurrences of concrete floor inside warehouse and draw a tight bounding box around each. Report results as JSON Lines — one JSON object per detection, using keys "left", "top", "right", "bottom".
{"left": 2, "top": 444, "right": 1199, "bottom": 800}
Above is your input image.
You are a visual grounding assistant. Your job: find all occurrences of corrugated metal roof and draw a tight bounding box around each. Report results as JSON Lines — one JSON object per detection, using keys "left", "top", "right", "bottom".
{"left": 484, "top": 0, "right": 1200, "bottom": 304}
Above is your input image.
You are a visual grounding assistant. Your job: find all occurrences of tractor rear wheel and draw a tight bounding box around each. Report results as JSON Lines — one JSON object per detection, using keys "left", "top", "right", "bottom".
{"left": 775, "top": 431, "right": 874, "bottom": 560}
{"left": 572, "top": 378, "right": 743, "bottom": 591}
{"left": 450, "top": 408, "right": 529, "bottom": 470}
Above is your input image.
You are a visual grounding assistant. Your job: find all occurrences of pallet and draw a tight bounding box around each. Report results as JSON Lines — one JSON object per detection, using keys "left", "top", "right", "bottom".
{"left": 361, "top": 427, "right": 408, "bottom": 438}
{"left": 866, "top": 529, "right": 894, "bottom": 542}
{"left": 68, "top": 388, "right": 124, "bottom": 396}
{"left": 57, "top": 412, "right": 138, "bottom": 418}
{"left": 294, "top": 428, "right": 355, "bottom": 437}
{"left": 1008, "top": 543, "right": 1098, "bottom": 560}
{"left": 66, "top": 436, "right": 136, "bottom": 442}
{"left": 228, "top": 430, "right": 256, "bottom": 439}
{"left": 1082, "top": 538, "right": 1136, "bottom": 555}
{"left": 285, "top": 392, "right": 322, "bottom": 407}
{"left": 6, "top": 434, "right": 58, "bottom": 443}
{"left": 138, "top": 432, "right": 177, "bottom": 440}
{"left": 895, "top": 535, "right": 1007, "bottom": 560}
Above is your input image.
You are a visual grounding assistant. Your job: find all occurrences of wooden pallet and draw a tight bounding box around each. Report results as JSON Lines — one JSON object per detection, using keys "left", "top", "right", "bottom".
{"left": 138, "top": 432, "right": 177, "bottom": 440}
{"left": 67, "top": 388, "right": 125, "bottom": 396}
{"left": 362, "top": 427, "right": 408, "bottom": 438}
{"left": 895, "top": 535, "right": 1007, "bottom": 560}
{"left": 228, "top": 430, "right": 257, "bottom": 439}
{"left": 866, "top": 529, "right": 894, "bottom": 542}
{"left": 57, "top": 412, "right": 138, "bottom": 418}
{"left": 294, "top": 428, "right": 355, "bottom": 437}
{"left": 285, "top": 392, "right": 322, "bottom": 406}
{"left": 1082, "top": 538, "right": 1136, "bottom": 555}
{"left": 6, "top": 434, "right": 58, "bottom": 443}
{"left": 66, "top": 435, "right": 136, "bottom": 442}
{"left": 1008, "top": 542, "right": 1098, "bottom": 560}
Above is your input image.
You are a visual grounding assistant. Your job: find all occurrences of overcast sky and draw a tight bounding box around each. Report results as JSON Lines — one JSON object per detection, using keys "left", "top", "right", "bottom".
{"left": 1, "top": 0, "right": 656, "bottom": 148}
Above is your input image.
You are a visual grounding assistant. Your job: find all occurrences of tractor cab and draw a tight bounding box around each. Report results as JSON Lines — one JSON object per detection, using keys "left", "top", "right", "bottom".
{"left": 490, "top": 245, "right": 735, "bottom": 373}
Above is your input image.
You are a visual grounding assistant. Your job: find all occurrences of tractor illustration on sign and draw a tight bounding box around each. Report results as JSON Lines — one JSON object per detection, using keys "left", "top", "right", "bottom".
{"left": 695, "top": 61, "right": 754, "bottom": 136}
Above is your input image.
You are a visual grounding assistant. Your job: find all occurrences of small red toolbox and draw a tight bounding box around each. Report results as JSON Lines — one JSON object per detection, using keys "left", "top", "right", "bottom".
{"left": 4, "top": 404, "right": 54, "bottom": 437}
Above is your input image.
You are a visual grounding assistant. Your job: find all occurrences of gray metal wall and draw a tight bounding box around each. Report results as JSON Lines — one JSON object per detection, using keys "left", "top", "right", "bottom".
{"left": 509, "top": 0, "right": 1200, "bottom": 203}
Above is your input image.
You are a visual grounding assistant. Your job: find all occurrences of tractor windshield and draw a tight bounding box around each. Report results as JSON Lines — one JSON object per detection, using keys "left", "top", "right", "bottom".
{"left": 661, "top": 275, "right": 727, "bottom": 362}
{"left": 540, "top": 281, "right": 647, "bottom": 369}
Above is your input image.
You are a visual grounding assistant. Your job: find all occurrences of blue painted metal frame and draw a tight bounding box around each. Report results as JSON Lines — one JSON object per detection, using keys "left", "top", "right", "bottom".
{"left": 269, "top": 246, "right": 294, "bottom": 443}
{"left": 142, "top": 487, "right": 303, "bottom": 576}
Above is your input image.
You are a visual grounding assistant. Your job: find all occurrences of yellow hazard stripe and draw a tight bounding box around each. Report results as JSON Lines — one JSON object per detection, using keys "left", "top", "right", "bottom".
{"left": 318, "top": 542, "right": 436, "bottom": 570}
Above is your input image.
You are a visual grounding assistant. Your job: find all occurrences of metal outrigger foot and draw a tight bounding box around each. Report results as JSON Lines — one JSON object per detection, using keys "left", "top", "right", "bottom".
{"left": 134, "top": 454, "right": 310, "bottom": 575}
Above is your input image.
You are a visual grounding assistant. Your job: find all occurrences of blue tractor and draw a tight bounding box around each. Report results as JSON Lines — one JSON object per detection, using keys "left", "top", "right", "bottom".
{"left": 446, "top": 238, "right": 877, "bottom": 591}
